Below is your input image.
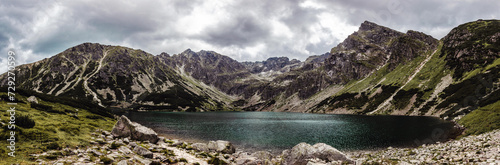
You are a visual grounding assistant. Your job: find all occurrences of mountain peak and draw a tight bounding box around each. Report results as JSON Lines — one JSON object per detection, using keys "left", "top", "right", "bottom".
{"left": 182, "top": 48, "right": 196, "bottom": 54}
{"left": 65, "top": 42, "right": 107, "bottom": 53}
{"left": 158, "top": 52, "right": 170, "bottom": 57}
{"left": 359, "top": 21, "right": 380, "bottom": 31}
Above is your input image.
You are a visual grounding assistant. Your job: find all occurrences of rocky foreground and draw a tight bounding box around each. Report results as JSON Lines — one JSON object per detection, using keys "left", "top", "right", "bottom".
{"left": 34, "top": 116, "right": 499, "bottom": 165}
{"left": 347, "top": 129, "right": 500, "bottom": 164}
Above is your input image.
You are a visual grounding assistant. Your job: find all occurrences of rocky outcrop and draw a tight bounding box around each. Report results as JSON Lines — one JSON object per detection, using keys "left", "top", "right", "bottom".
{"left": 111, "top": 115, "right": 159, "bottom": 144}
{"left": 387, "top": 30, "right": 439, "bottom": 70}
{"left": 281, "top": 143, "right": 353, "bottom": 165}
{"left": 442, "top": 19, "right": 500, "bottom": 78}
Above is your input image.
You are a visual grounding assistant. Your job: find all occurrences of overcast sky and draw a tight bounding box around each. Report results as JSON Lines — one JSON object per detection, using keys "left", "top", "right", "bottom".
{"left": 1, "top": 0, "right": 499, "bottom": 73}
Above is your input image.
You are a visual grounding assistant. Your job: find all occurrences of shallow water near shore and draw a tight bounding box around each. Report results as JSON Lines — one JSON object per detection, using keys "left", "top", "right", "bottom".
{"left": 125, "top": 111, "right": 455, "bottom": 153}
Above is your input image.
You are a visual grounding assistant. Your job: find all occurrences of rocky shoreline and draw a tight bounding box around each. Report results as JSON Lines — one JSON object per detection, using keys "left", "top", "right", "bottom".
{"left": 34, "top": 116, "right": 499, "bottom": 165}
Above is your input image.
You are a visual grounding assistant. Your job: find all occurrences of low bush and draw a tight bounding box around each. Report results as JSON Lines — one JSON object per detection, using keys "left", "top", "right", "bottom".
{"left": 207, "top": 157, "right": 227, "bottom": 165}
{"left": 16, "top": 114, "right": 36, "bottom": 128}
{"left": 46, "top": 142, "right": 61, "bottom": 150}
{"left": 100, "top": 156, "right": 113, "bottom": 164}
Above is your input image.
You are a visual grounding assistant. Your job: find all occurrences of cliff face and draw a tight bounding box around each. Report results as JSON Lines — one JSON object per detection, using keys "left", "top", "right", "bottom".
{"left": 1, "top": 20, "right": 499, "bottom": 121}
{"left": 442, "top": 20, "right": 500, "bottom": 78}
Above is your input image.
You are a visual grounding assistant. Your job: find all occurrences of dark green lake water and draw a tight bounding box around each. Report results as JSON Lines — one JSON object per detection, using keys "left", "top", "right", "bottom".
{"left": 126, "top": 112, "right": 455, "bottom": 153}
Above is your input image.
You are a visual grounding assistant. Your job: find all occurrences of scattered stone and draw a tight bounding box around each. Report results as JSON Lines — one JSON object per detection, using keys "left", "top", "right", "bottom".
{"left": 129, "top": 142, "right": 138, "bottom": 149}
{"left": 118, "top": 146, "right": 132, "bottom": 155}
{"left": 172, "top": 140, "right": 184, "bottom": 147}
{"left": 251, "top": 151, "right": 273, "bottom": 160}
{"left": 117, "top": 160, "right": 128, "bottom": 165}
{"left": 133, "top": 145, "right": 153, "bottom": 159}
{"left": 123, "top": 138, "right": 130, "bottom": 144}
{"left": 87, "top": 149, "right": 103, "bottom": 157}
{"left": 133, "top": 155, "right": 152, "bottom": 165}
{"left": 27, "top": 96, "right": 38, "bottom": 104}
{"left": 191, "top": 143, "right": 209, "bottom": 152}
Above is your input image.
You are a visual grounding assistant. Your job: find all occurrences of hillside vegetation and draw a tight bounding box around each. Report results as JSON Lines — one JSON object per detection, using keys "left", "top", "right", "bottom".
{"left": 0, "top": 88, "right": 116, "bottom": 163}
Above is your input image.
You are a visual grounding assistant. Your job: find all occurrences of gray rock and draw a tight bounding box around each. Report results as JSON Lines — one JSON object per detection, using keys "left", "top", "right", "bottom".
{"left": 119, "top": 146, "right": 132, "bottom": 154}
{"left": 251, "top": 151, "right": 273, "bottom": 160}
{"left": 111, "top": 115, "right": 159, "bottom": 144}
{"left": 131, "top": 122, "right": 159, "bottom": 144}
{"left": 208, "top": 140, "right": 236, "bottom": 154}
{"left": 27, "top": 96, "right": 38, "bottom": 104}
{"left": 312, "top": 143, "right": 351, "bottom": 163}
{"left": 133, "top": 145, "right": 153, "bottom": 159}
{"left": 103, "top": 130, "right": 111, "bottom": 136}
{"left": 191, "top": 143, "right": 209, "bottom": 152}
{"left": 155, "top": 155, "right": 167, "bottom": 162}
{"left": 129, "top": 142, "right": 138, "bottom": 149}
{"left": 172, "top": 140, "right": 183, "bottom": 146}
{"left": 117, "top": 160, "right": 128, "bottom": 165}
{"left": 235, "top": 156, "right": 259, "bottom": 165}
{"left": 282, "top": 143, "right": 353, "bottom": 165}
{"left": 87, "top": 149, "right": 103, "bottom": 157}
{"left": 111, "top": 116, "right": 133, "bottom": 138}
{"left": 134, "top": 155, "right": 152, "bottom": 165}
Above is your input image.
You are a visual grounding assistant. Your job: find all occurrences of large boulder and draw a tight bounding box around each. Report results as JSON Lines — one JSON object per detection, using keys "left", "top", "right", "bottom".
{"left": 235, "top": 151, "right": 274, "bottom": 165}
{"left": 282, "top": 143, "right": 353, "bottom": 165}
{"left": 131, "top": 122, "right": 159, "bottom": 144}
{"left": 133, "top": 145, "right": 153, "bottom": 158}
{"left": 111, "top": 116, "right": 133, "bottom": 138}
{"left": 208, "top": 140, "right": 236, "bottom": 154}
{"left": 111, "top": 115, "right": 159, "bottom": 144}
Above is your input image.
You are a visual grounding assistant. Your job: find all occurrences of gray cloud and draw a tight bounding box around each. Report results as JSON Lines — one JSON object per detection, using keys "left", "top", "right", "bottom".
{"left": 0, "top": 0, "right": 499, "bottom": 73}
{"left": 201, "top": 14, "right": 271, "bottom": 47}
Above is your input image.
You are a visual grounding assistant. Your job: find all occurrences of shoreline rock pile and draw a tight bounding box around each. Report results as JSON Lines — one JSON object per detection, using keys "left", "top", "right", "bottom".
{"left": 347, "top": 129, "right": 500, "bottom": 164}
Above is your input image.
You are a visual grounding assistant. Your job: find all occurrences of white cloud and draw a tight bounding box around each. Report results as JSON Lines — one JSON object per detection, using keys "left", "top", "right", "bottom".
{"left": 0, "top": 0, "right": 499, "bottom": 74}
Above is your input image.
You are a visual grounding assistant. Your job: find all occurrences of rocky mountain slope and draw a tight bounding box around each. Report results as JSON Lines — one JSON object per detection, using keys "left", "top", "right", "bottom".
{"left": 1, "top": 43, "right": 234, "bottom": 112}
{"left": 1, "top": 20, "right": 499, "bottom": 125}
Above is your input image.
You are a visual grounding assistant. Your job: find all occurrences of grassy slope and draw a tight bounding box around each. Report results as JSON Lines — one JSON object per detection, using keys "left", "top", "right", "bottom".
{"left": 459, "top": 100, "right": 500, "bottom": 136}
{"left": 0, "top": 92, "right": 115, "bottom": 163}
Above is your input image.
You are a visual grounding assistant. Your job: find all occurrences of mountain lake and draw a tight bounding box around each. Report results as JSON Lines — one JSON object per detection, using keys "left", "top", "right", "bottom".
{"left": 124, "top": 111, "right": 456, "bottom": 153}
